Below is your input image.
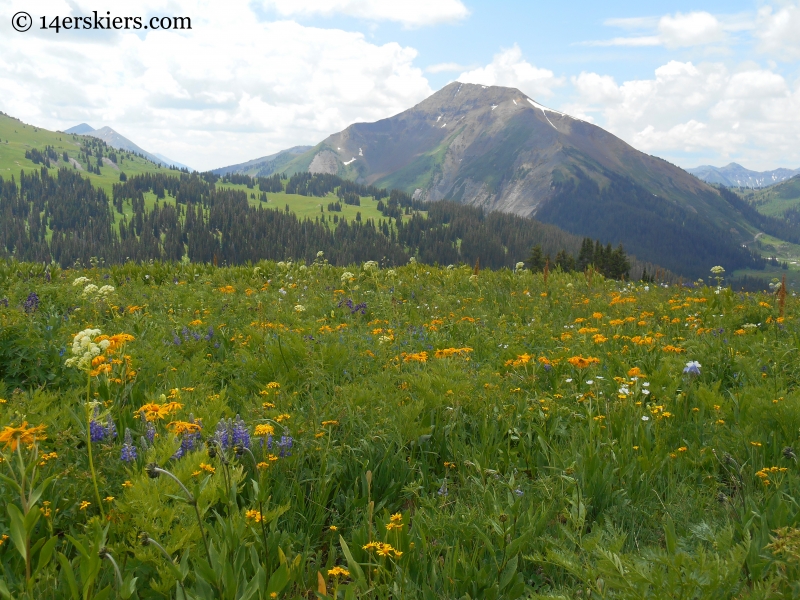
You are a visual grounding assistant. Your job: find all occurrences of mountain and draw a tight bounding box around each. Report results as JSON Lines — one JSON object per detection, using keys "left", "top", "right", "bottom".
{"left": 152, "top": 153, "right": 192, "bottom": 171}
{"left": 64, "top": 123, "right": 95, "bottom": 135}
{"left": 212, "top": 146, "right": 313, "bottom": 177}
{"left": 61, "top": 123, "right": 191, "bottom": 171}
{"left": 0, "top": 111, "right": 165, "bottom": 196}
{"left": 687, "top": 163, "right": 800, "bottom": 188}
{"left": 738, "top": 174, "right": 800, "bottom": 219}
{"left": 262, "top": 82, "right": 773, "bottom": 278}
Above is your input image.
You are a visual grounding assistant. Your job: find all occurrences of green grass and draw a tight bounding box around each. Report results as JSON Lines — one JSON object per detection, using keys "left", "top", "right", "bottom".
{"left": 2, "top": 261, "right": 800, "bottom": 598}
{"left": 738, "top": 177, "right": 800, "bottom": 217}
{"left": 0, "top": 113, "right": 172, "bottom": 198}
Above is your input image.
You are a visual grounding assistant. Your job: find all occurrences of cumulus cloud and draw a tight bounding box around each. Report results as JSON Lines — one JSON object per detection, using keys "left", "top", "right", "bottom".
{"left": 260, "top": 0, "right": 470, "bottom": 27}
{"left": 0, "top": 0, "right": 433, "bottom": 170}
{"left": 566, "top": 60, "right": 800, "bottom": 169}
{"left": 425, "top": 62, "right": 469, "bottom": 73}
{"left": 756, "top": 2, "right": 800, "bottom": 60}
{"left": 657, "top": 12, "right": 725, "bottom": 48}
{"left": 587, "top": 10, "right": 729, "bottom": 48}
{"left": 457, "top": 45, "right": 564, "bottom": 99}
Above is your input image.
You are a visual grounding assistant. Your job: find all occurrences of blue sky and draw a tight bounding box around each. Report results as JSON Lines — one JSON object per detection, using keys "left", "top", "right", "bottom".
{"left": 1, "top": 0, "right": 798, "bottom": 171}
{"left": 289, "top": 0, "right": 764, "bottom": 81}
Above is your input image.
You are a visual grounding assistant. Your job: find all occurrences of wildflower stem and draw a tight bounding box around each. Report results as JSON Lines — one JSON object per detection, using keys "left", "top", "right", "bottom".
{"left": 86, "top": 373, "right": 105, "bottom": 519}
{"left": 99, "top": 548, "right": 124, "bottom": 590}
{"left": 259, "top": 498, "right": 270, "bottom": 568}
{"left": 140, "top": 533, "right": 188, "bottom": 597}
{"left": 151, "top": 466, "right": 213, "bottom": 573}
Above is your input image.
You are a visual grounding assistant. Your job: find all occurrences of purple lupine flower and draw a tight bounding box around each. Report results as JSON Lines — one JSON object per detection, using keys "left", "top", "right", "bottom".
{"left": 232, "top": 415, "right": 251, "bottom": 449}
{"left": 23, "top": 292, "right": 39, "bottom": 313}
{"left": 171, "top": 415, "right": 203, "bottom": 460}
{"left": 215, "top": 419, "right": 231, "bottom": 450}
{"left": 0, "top": 298, "right": 8, "bottom": 308}
{"left": 204, "top": 327, "right": 214, "bottom": 341}
{"left": 185, "top": 415, "right": 203, "bottom": 450}
{"left": 683, "top": 361, "right": 701, "bottom": 376}
{"left": 172, "top": 333, "right": 181, "bottom": 345}
{"left": 89, "top": 419, "right": 106, "bottom": 442}
{"left": 145, "top": 419, "right": 156, "bottom": 444}
{"left": 181, "top": 326, "right": 191, "bottom": 341}
{"left": 267, "top": 434, "right": 273, "bottom": 451}
{"left": 105, "top": 415, "right": 117, "bottom": 440}
{"left": 278, "top": 434, "right": 293, "bottom": 458}
{"left": 121, "top": 429, "right": 137, "bottom": 462}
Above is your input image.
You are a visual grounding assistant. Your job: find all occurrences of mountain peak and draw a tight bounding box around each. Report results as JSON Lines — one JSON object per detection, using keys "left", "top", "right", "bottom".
{"left": 64, "top": 123, "right": 95, "bottom": 135}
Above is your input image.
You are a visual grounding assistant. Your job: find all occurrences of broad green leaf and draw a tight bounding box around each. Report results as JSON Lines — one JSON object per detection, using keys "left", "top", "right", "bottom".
{"left": 6, "top": 504, "right": 27, "bottom": 562}
{"left": 34, "top": 536, "right": 59, "bottom": 577}
{"left": 499, "top": 554, "right": 518, "bottom": 591}
{"left": 338, "top": 536, "right": 365, "bottom": 587}
{"left": 266, "top": 564, "right": 289, "bottom": 595}
{"left": 57, "top": 552, "right": 80, "bottom": 600}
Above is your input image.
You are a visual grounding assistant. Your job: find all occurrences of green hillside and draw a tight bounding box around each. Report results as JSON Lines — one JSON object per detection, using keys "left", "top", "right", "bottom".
{"left": 739, "top": 175, "right": 800, "bottom": 218}
{"left": 0, "top": 112, "right": 170, "bottom": 196}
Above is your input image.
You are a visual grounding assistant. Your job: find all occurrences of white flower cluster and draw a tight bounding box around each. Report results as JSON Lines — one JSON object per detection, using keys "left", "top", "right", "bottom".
{"left": 515, "top": 262, "right": 525, "bottom": 272}
{"left": 710, "top": 266, "right": 725, "bottom": 275}
{"left": 294, "top": 304, "right": 306, "bottom": 312}
{"left": 72, "top": 276, "right": 91, "bottom": 287}
{"left": 81, "top": 283, "right": 115, "bottom": 300}
{"left": 341, "top": 271, "right": 355, "bottom": 283}
{"left": 363, "top": 261, "right": 378, "bottom": 271}
{"left": 64, "top": 328, "right": 108, "bottom": 369}
{"left": 469, "top": 274, "right": 478, "bottom": 283}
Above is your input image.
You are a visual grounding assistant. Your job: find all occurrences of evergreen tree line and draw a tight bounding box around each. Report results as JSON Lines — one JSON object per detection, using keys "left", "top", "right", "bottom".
{"left": 716, "top": 186, "right": 800, "bottom": 245}
{"left": 0, "top": 168, "right": 664, "bottom": 281}
{"left": 536, "top": 165, "right": 768, "bottom": 279}
{"left": 526, "top": 237, "right": 631, "bottom": 279}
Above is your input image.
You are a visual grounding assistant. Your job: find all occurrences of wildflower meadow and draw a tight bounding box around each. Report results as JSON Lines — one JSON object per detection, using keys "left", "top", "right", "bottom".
{"left": 1, "top": 258, "right": 800, "bottom": 599}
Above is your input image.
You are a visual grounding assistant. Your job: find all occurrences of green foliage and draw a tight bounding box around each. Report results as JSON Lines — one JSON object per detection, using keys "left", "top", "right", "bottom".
{"left": 1, "top": 260, "right": 800, "bottom": 598}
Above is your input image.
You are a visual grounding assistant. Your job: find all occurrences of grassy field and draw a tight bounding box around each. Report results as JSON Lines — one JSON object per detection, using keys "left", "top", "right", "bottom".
{"left": 132, "top": 183, "right": 423, "bottom": 228}
{"left": 1, "top": 260, "right": 800, "bottom": 598}
{"left": 0, "top": 114, "right": 172, "bottom": 199}
{"left": 739, "top": 178, "right": 800, "bottom": 218}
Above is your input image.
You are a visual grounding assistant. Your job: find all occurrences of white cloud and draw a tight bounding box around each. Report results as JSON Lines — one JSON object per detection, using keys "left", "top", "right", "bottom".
{"left": 426, "top": 62, "right": 469, "bottom": 73}
{"left": 457, "top": 45, "right": 564, "bottom": 99}
{"left": 756, "top": 3, "right": 800, "bottom": 60}
{"left": 260, "top": 0, "right": 469, "bottom": 27}
{"left": 657, "top": 12, "right": 724, "bottom": 48}
{"left": 587, "top": 10, "right": 729, "bottom": 48}
{"left": 0, "top": 0, "right": 433, "bottom": 170}
{"left": 567, "top": 61, "right": 800, "bottom": 169}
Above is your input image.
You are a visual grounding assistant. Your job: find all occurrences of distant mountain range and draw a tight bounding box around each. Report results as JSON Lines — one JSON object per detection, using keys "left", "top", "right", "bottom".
{"left": 63, "top": 123, "right": 191, "bottom": 171}
{"left": 687, "top": 163, "right": 800, "bottom": 188}
{"left": 212, "top": 146, "right": 312, "bottom": 177}
{"left": 214, "top": 82, "right": 772, "bottom": 278}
